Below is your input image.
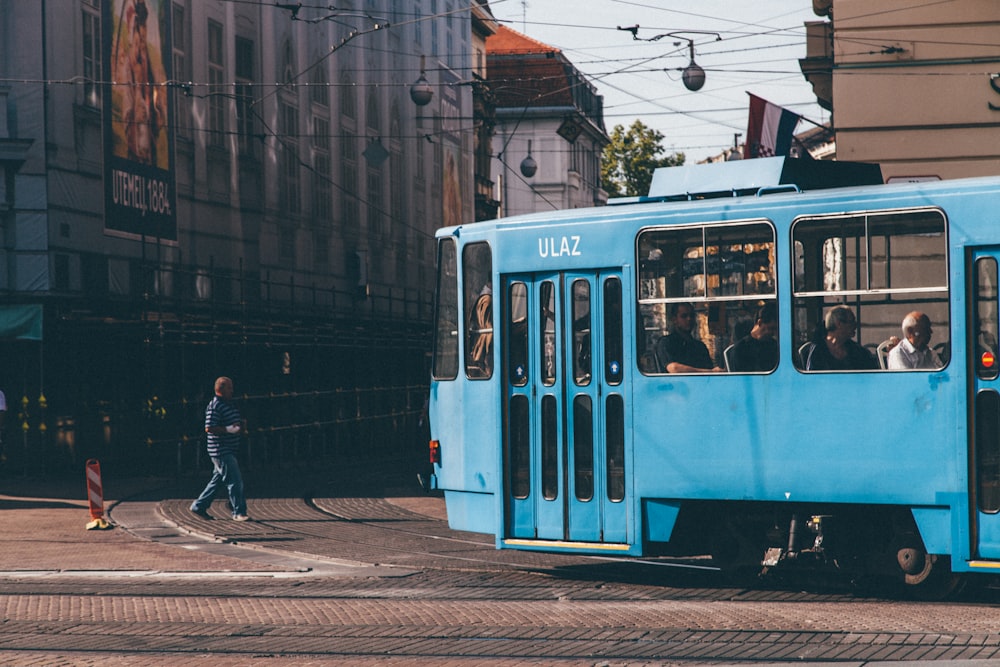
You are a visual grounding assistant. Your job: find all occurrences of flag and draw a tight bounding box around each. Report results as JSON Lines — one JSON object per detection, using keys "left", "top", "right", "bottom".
{"left": 743, "top": 93, "right": 801, "bottom": 159}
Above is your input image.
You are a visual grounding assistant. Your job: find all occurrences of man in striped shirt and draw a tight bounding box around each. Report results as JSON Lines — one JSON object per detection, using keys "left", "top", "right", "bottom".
{"left": 190, "top": 376, "right": 250, "bottom": 521}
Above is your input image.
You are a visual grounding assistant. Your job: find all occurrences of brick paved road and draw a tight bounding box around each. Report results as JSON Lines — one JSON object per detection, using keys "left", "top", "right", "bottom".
{"left": 1, "top": 471, "right": 999, "bottom": 665}
{"left": 3, "top": 568, "right": 1000, "bottom": 665}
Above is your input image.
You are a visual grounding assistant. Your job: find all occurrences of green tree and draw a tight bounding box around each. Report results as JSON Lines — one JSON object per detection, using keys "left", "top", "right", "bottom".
{"left": 601, "top": 120, "right": 685, "bottom": 198}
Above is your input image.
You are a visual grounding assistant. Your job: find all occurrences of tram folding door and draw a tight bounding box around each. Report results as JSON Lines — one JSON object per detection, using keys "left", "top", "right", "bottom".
{"left": 502, "top": 270, "right": 629, "bottom": 546}
{"left": 970, "top": 249, "right": 1000, "bottom": 561}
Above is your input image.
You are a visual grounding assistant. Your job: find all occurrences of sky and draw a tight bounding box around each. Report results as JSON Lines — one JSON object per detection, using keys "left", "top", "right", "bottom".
{"left": 487, "top": 0, "right": 830, "bottom": 164}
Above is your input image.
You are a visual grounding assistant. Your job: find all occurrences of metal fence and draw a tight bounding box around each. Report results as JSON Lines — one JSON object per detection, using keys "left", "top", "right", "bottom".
{"left": 1, "top": 384, "right": 429, "bottom": 479}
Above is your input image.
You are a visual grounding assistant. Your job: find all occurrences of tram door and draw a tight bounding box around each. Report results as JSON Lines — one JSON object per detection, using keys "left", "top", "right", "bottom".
{"left": 969, "top": 250, "right": 1000, "bottom": 560}
{"left": 503, "top": 270, "right": 629, "bottom": 545}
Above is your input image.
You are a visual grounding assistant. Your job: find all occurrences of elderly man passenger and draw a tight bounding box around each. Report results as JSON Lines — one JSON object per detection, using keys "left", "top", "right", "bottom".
{"left": 887, "top": 311, "right": 944, "bottom": 370}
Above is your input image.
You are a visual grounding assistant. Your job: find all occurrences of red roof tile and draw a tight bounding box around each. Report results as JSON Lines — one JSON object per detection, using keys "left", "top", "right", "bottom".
{"left": 487, "top": 25, "right": 559, "bottom": 55}
{"left": 487, "top": 26, "right": 573, "bottom": 107}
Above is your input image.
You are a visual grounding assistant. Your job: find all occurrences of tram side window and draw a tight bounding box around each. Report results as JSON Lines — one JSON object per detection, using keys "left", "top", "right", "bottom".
{"left": 791, "top": 209, "right": 949, "bottom": 372}
{"left": 463, "top": 242, "right": 493, "bottom": 379}
{"left": 975, "top": 258, "right": 999, "bottom": 381}
{"left": 974, "top": 259, "right": 1000, "bottom": 512}
{"left": 432, "top": 238, "right": 459, "bottom": 380}
{"left": 508, "top": 282, "right": 529, "bottom": 386}
{"left": 604, "top": 278, "right": 624, "bottom": 385}
{"left": 636, "top": 221, "right": 777, "bottom": 374}
{"left": 571, "top": 279, "right": 592, "bottom": 385}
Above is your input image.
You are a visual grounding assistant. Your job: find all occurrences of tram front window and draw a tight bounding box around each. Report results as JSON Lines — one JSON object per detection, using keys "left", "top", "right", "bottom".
{"left": 432, "top": 238, "right": 459, "bottom": 380}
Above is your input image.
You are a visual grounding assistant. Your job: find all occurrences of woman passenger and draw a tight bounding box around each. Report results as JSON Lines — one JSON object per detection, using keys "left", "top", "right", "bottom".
{"left": 804, "top": 305, "right": 878, "bottom": 371}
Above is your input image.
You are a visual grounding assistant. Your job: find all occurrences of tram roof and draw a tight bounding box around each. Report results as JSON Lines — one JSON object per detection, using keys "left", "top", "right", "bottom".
{"left": 437, "top": 162, "right": 1000, "bottom": 239}
{"left": 641, "top": 157, "right": 883, "bottom": 202}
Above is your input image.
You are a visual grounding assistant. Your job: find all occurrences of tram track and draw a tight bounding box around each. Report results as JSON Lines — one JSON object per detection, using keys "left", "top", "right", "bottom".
{"left": 212, "top": 495, "right": 627, "bottom": 572}
{"left": 149, "top": 494, "right": 872, "bottom": 606}
{"left": 154, "top": 494, "right": 1000, "bottom": 602}
{"left": 176, "top": 494, "right": 728, "bottom": 580}
{"left": 2, "top": 582, "right": 1000, "bottom": 664}
{"left": 309, "top": 496, "right": 722, "bottom": 571}
{"left": 7, "top": 492, "right": 1000, "bottom": 664}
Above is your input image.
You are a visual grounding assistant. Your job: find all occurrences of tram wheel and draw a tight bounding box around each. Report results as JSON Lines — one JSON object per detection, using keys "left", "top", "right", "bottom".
{"left": 896, "top": 548, "right": 966, "bottom": 600}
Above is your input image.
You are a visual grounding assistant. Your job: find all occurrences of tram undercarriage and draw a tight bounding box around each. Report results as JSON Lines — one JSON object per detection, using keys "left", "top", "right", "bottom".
{"left": 668, "top": 502, "right": 968, "bottom": 599}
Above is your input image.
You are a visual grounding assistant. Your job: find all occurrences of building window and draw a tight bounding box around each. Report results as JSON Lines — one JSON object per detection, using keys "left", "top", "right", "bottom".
{"left": 281, "top": 41, "right": 295, "bottom": 83}
{"left": 155, "top": 266, "right": 173, "bottom": 297}
{"left": 54, "top": 254, "right": 71, "bottom": 292}
{"left": 340, "top": 74, "right": 356, "bottom": 119}
{"left": 341, "top": 133, "right": 359, "bottom": 232}
{"left": 474, "top": 46, "right": 485, "bottom": 77}
{"left": 207, "top": 20, "right": 225, "bottom": 148}
{"left": 415, "top": 132, "right": 426, "bottom": 189}
{"left": 432, "top": 133, "right": 442, "bottom": 192}
{"left": 430, "top": 0, "right": 439, "bottom": 56}
{"left": 279, "top": 226, "right": 295, "bottom": 263}
{"left": 446, "top": 2, "right": 455, "bottom": 69}
{"left": 366, "top": 93, "right": 380, "bottom": 135}
{"left": 82, "top": 2, "right": 102, "bottom": 108}
{"left": 195, "top": 269, "right": 211, "bottom": 300}
{"left": 391, "top": 145, "right": 405, "bottom": 232}
{"left": 172, "top": 2, "right": 189, "bottom": 137}
{"left": 278, "top": 100, "right": 300, "bottom": 215}
{"left": 312, "top": 117, "right": 332, "bottom": 223}
{"left": 571, "top": 143, "right": 582, "bottom": 174}
{"left": 235, "top": 36, "right": 258, "bottom": 157}
{"left": 367, "top": 169, "right": 383, "bottom": 237}
{"left": 413, "top": 0, "right": 423, "bottom": 44}
{"left": 313, "top": 231, "right": 330, "bottom": 266}
{"left": 82, "top": 254, "right": 109, "bottom": 296}
{"left": 310, "top": 62, "right": 328, "bottom": 106}
{"left": 312, "top": 115, "right": 329, "bottom": 149}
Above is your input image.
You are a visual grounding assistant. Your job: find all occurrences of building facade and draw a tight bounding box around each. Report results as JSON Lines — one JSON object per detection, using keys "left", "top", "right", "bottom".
{"left": 801, "top": 0, "right": 1000, "bottom": 181}
{"left": 487, "top": 26, "right": 609, "bottom": 217}
{"left": 0, "top": 0, "right": 493, "bottom": 476}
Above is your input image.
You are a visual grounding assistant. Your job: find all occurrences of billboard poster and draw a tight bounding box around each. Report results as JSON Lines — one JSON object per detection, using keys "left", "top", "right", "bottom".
{"left": 103, "top": 0, "right": 176, "bottom": 241}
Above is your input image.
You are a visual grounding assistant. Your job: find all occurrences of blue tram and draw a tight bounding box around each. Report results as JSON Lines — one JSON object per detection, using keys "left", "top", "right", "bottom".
{"left": 427, "top": 157, "right": 1000, "bottom": 596}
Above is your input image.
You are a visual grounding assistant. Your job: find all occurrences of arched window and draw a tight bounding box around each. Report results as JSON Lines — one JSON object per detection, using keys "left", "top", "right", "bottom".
{"left": 281, "top": 41, "right": 295, "bottom": 83}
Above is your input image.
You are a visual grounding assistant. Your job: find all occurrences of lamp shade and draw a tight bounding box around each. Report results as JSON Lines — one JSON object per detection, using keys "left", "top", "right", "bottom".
{"left": 410, "top": 74, "right": 433, "bottom": 106}
{"left": 520, "top": 154, "right": 537, "bottom": 178}
{"left": 682, "top": 60, "right": 705, "bottom": 91}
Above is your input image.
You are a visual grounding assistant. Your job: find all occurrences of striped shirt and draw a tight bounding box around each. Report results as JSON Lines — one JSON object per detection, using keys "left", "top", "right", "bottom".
{"left": 204, "top": 396, "right": 242, "bottom": 458}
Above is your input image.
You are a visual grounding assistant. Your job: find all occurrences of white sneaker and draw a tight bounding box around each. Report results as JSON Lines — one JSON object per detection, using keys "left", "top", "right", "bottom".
{"left": 233, "top": 514, "right": 250, "bottom": 522}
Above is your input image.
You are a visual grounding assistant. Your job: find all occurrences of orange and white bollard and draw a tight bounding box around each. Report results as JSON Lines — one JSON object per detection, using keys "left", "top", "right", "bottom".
{"left": 85, "top": 459, "right": 112, "bottom": 530}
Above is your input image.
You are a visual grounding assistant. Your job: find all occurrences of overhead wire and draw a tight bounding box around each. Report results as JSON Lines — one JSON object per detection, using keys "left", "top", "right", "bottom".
{"left": 495, "top": 3, "right": 828, "bottom": 154}
{"left": 16, "top": 2, "right": 991, "bottom": 207}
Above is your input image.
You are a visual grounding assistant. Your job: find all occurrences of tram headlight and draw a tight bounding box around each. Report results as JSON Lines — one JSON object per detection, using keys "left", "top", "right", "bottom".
{"left": 429, "top": 439, "right": 441, "bottom": 464}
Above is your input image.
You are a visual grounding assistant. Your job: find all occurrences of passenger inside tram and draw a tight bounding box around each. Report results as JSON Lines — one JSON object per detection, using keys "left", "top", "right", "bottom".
{"left": 467, "top": 285, "right": 493, "bottom": 378}
{"left": 727, "top": 302, "right": 778, "bottom": 372}
{"left": 655, "top": 303, "right": 724, "bottom": 374}
{"left": 802, "top": 305, "right": 879, "bottom": 371}
{"left": 886, "top": 311, "right": 944, "bottom": 370}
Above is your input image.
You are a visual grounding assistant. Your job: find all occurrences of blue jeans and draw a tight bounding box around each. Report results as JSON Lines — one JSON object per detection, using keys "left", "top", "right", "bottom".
{"left": 191, "top": 453, "right": 246, "bottom": 517}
